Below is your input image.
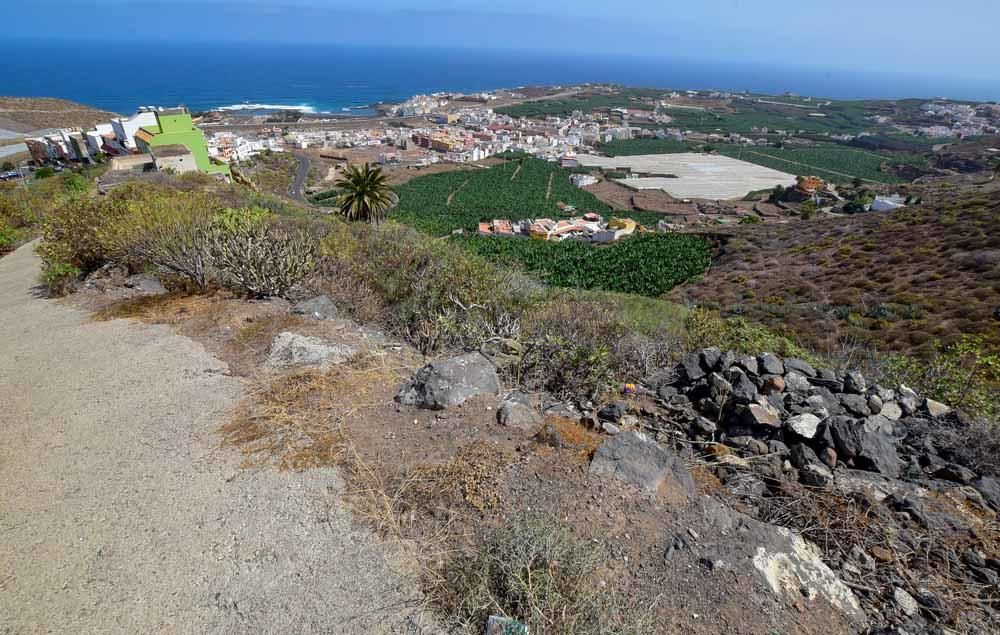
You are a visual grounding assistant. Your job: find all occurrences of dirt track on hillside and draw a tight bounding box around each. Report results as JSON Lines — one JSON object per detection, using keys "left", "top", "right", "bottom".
{"left": 0, "top": 243, "right": 437, "bottom": 634}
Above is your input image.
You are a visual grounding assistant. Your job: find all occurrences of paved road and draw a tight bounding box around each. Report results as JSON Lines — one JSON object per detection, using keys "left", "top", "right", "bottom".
{"left": 0, "top": 142, "right": 27, "bottom": 159}
{"left": 0, "top": 243, "right": 436, "bottom": 634}
{"left": 289, "top": 152, "right": 311, "bottom": 202}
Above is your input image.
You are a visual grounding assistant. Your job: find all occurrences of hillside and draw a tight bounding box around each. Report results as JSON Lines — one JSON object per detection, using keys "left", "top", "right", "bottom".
{"left": 0, "top": 97, "right": 118, "bottom": 133}
{"left": 671, "top": 176, "right": 1000, "bottom": 357}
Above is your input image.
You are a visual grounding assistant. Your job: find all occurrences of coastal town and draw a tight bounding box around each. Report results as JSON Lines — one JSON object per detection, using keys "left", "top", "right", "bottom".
{"left": 8, "top": 85, "right": 999, "bottom": 231}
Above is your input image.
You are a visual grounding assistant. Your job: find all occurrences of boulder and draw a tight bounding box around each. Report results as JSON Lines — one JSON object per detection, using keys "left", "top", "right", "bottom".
{"left": 708, "top": 372, "right": 734, "bottom": 403}
{"left": 843, "top": 370, "right": 867, "bottom": 394}
{"left": 833, "top": 417, "right": 901, "bottom": 478}
{"left": 597, "top": 400, "right": 628, "bottom": 423}
{"left": 761, "top": 375, "right": 785, "bottom": 395}
{"left": 747, "top": 521, "right": 866, "bottom": 625}
{"left": 880, "top": 401, "right": 903, "bottom": 421}
{"left": 692, "top": 416, "right": 717, "bottom": 436}
{"left": 745, "top": 402, "right": 781, "bottom": 428}
{"left": 784, "top": 358, "right": 817, "bottom": 378}
{"left": 679, "top": 352, "right": 707, "bottom": 381}
{"left": 758, "top": 352, "right": 784, "bottom": 376}
{"left": 783, "top": 371, "right": 811, "bottom": 394}
{"left": 395, "top": 352, "right": 501, "bottom": 410}
{"left": 786, "top": 413, "right": 821, "bottom": 439}
{"left": 933, "top": 463, "right": 976, "bottom": 484}
{"left": 589, "top": 431, "right": 694, "bottom": 497}
{"left": 838, "top": 393, "right": 871, "bottom": 417}
{"left": 700, "top": 347, "right": 723, "bottom": 372}
{"left": 265, "top": 332, "right": 356, "bottom": 369}
{"left": 972, "top": 476, "right": 1000, "bottom": 511}
{"left": 723, "top": 368, "right": 757, "bottom": 403}
{"left": 735, "top": 354, "right": 759, "bottom": 376}
{"left": 497, "top": 392, "right": 542, "bottom": 431}
{"left": 924, "top": 398, "right": 951, "bottom": 418}
{"left": 898, "top": 384, "right": 919, "bottom": 415}
{"left": 291, "top": 295, "right": 338, "bottom": 320}
{"left": 790, "top": 443, "right": 833, "bottom": 487}
{"left": 893, "top": 587, "right": 919, "bottom": 617}
{"left": 123, "top": 274, "right": 167, "bottom": 296}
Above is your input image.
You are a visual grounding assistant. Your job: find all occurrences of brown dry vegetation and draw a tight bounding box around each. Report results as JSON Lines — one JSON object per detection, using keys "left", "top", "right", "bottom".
{"left": 0, "top": 97, "right": 118, "bottom": 133}
{"left": 672, "top": 179, "right": 1000, "bottom": 358}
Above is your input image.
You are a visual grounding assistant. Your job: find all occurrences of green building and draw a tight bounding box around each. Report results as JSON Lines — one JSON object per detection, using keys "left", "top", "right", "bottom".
{"left": 135, "top": 108, "right": 230, "bottom": 177}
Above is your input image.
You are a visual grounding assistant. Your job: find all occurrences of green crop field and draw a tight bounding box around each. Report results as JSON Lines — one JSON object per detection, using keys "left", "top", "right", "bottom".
{"left": 456, "top": 233, "right": 711, "bottom": 297}
{"left": 713, "top": 144, "right": 928, "bottom": 184}
{"left": 598, "top": 138, "right": 692, "bottom": 156}
{"left": 495, "top": 88, "right": 664, "bottom": 118}
{"left": 392, "top": 158, "right": 612, "bottom": 235}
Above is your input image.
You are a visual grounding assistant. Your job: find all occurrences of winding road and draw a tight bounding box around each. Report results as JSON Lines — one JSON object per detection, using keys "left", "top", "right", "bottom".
{"left": 0, "top": 243, "right": 436, "bottom": 634}
{"left": 288, "top": 152, "right": 311, "bottom": 202}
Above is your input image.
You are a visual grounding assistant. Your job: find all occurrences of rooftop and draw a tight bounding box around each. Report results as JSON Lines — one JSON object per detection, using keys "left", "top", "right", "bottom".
{"left": 150, "top": 144, "right": 193, "bottom": 158}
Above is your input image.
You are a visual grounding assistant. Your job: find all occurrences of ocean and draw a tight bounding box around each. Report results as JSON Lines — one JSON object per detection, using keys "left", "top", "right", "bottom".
{"left": 2, "top": 41, "right": 997, "bottom": 116}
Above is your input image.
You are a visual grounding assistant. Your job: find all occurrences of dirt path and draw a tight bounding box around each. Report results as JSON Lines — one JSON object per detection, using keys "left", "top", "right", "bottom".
{"left": 545, "top": 172, "right": 554, "bottom": 200}
{"left": 446, "top": 178, "right": 468, "bottom": 206}
{"left": 0, "top": 244, "right": 436, "bottom": 634}
{"left": 510, "top": 162, "right": 522, "bottom": 181}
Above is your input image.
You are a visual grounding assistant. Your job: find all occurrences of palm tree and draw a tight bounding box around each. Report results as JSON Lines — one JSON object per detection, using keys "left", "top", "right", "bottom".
{"left": 334, "top": 163, "right": 396, "bottom": 225}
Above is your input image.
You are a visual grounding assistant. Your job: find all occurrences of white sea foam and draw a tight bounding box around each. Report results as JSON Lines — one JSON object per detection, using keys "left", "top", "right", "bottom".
{"left": 216, "top": 103, "right": 318, "bottom": 113}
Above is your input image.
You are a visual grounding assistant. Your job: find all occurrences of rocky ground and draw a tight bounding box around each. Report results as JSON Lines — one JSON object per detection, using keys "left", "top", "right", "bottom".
{"left": 34, "top": 253, "right": 1000, "bottom": 634}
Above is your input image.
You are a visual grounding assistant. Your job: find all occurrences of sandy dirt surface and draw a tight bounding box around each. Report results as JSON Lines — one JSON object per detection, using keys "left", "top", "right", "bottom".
{"left": 0, "top": 244, "right": 437, "bottom": 634}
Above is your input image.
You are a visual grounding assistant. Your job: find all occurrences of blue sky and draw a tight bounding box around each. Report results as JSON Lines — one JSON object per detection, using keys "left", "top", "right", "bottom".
{"left": 9, "top": 0, "right": 999, "bottom": 81}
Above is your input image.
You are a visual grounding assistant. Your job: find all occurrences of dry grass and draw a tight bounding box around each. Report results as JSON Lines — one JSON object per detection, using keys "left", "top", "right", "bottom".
{"left": 92, "top": 291, "right": 213, "bottom": 323}
{"left": 220, "top": 357, "right": 407, "bottom": 470}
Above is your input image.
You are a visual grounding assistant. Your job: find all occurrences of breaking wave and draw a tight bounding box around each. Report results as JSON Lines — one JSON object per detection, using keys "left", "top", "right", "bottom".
{"left": 216, "top": 103, "right": 318, "bottom": 113}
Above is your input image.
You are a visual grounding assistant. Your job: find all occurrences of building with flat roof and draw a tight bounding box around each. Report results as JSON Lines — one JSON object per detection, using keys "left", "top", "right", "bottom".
{"left": 135, "top": 108, "right": 230, "bottom": 177}
{"left": 150, "top": 144, "right": 197, "bottom": 174}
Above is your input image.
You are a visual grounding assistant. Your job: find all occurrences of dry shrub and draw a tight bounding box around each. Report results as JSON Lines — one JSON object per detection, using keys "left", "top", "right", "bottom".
{"left": 440, "top": 516, "right": 658, "bottom": 635}
{"left": 319, "top": 220, "right": 536, "bottom": 354}
{"left": 101, "top": 190, "right": 220, "bottom": 291}
{"left": 410, "top": 442, "right": 513, "bottom": 513}
{"left": 208, "top": 211, "right": 318, "bottom": 298}
{"left": 517, "top": 294, "right": 671, "bottom": 400}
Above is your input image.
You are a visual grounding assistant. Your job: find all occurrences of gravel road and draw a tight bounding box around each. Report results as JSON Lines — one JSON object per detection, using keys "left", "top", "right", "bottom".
{"left": 0, "top": 244, "right": 437, "bottom": 634}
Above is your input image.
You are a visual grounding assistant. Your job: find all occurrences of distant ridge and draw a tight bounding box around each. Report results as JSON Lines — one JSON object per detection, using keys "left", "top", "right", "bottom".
{"left": 0, "top": 97, "right": 119, "bottom": 134}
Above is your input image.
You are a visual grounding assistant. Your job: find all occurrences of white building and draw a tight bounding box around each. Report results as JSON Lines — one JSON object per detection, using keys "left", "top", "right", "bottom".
{"left": 111, "top": 111, "right": 158, "bottom": 150}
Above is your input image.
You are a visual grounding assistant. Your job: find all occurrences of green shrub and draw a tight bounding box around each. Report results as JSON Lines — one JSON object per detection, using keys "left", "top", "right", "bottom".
{"left": 34, "top": 167, "right": 56, "bottom": 180}
{"left": 101, "top": 191, "right": 220, "bottom": 292}
{"left": 319, "top": 221, "right": 537, "bottom": 353}
{"left": 208, "top": 209, "right": 317, "bottom": 298}
{"left": 684, "top": 307, "right": 814, "bottom": 361}
{"left": 36, "top": 194, "right": 129, "bottom": 293}
{"left": 876, "top": 335, "right": 1000, "bottom": 421}
{"left": 0, "top": 222, "right": 17, "bottom": 251}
